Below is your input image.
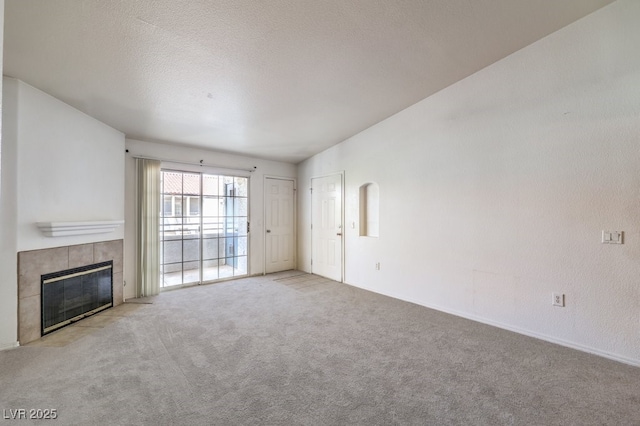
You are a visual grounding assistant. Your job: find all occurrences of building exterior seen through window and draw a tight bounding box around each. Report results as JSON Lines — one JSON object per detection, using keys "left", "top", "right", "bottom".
{"left": 160, "top": 170, "right": 249, "bottom": 287}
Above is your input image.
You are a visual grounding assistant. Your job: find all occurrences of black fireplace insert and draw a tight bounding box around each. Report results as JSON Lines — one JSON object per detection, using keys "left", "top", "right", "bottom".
{"left": 41, "top": 261, "right": 113, "bottom": 335}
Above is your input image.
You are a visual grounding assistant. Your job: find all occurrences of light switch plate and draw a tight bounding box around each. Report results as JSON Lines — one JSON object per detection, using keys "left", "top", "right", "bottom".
{"left": 602, "top": 231, "right": 623, "bottom": 244}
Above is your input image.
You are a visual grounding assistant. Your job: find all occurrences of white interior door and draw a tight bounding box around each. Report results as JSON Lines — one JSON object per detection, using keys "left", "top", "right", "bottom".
{"left": 265, "top": 178, "right": 295, "bottom": 273}
{"left": 311, "top": 173, "right": 343, "bottom": 282}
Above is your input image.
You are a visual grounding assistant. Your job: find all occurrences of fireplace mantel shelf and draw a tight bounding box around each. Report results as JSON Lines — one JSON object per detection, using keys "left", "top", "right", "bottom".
{"left": 36, "top": 220, "right": 125, "bottom": 237}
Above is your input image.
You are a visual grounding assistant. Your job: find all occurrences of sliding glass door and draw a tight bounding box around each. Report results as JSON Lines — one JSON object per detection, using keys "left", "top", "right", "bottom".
{"left": 160, "top": 170, "right": 248, "bottom": 288}
{"left": 202, "top": 175, "right": 248, "bottom": 281}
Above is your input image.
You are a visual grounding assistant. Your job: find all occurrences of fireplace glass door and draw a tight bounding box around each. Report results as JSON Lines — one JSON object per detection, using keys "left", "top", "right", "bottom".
{"left": 42, "top": 261, "right": 113, "bottom": 334}
{"left": 160, "top": 171, "right": 248, "bottom": 288}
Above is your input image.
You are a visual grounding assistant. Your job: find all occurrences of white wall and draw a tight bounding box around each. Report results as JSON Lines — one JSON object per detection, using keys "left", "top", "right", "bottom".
{"left": 124, "top": 139, "right": 296, "bottom": 300}
{"left": 0, "top": 78, "right": 124, "bottom": 349}
{"left": 12, "top": 79, "right": 125, "bottom": 251}
{"left": 298, "top": 0, "right": 640, "bottom": 365}
{"left": 0, "top": 2, "right": 17, "bottom": 349}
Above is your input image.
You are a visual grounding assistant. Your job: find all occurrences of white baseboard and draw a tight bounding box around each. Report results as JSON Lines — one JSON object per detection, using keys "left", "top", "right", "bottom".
{"left": 345, "top": 280, "right": 640, "bottom": 368}
{"left": 0, "top": 341, "right": 19, "bottom": 351}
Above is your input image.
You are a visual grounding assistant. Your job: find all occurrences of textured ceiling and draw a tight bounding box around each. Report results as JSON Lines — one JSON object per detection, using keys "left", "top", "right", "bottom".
{"left": 4, "top": 0, "right": 614, "bottom": 163}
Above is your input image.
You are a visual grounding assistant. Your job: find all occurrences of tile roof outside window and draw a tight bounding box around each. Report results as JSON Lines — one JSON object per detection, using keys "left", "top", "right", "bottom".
{"left": 162, "top": 172, "right": 241, "bottom": 196}
{"left": 162, "top": 172, "right": 201, "bottom": 195}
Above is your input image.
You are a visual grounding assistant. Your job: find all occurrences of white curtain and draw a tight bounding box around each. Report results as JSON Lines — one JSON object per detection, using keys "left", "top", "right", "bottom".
{"left": 136, "top": 158, "right": 161, "bottom": 297}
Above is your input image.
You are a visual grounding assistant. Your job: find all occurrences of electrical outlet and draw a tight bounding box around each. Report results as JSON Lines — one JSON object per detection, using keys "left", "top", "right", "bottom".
{"left": 375, "top": 262, "right": 380, "bottom": 270}
{"left": 552, "top": 293, "right": 565, "bottom": 307}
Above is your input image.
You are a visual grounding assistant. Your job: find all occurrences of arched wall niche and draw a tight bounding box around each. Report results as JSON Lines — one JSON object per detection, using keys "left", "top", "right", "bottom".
{"left": 359, "top": 182, "right": 379, "bottom": 237}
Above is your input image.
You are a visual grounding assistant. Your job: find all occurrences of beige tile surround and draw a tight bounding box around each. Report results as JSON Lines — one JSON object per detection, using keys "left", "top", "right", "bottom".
{"left": 17, "top": 239, "right": 124, "bottom": 345}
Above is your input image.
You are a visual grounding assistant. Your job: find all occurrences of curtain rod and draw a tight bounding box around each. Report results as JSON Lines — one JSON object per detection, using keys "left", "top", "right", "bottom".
{"left": 126, "top": 150, "right": 257, "bottom": 173}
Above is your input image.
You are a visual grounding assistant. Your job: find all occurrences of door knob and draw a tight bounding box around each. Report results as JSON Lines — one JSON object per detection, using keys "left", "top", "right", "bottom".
{"left": 337, "top": 233, "right": 342, "bottom": 236}
{"left": 266, "top": 230, "right": 271, "bottom": 233}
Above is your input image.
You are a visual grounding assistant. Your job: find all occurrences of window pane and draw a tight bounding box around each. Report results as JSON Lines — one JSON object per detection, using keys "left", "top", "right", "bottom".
{"left": 234, "top": 256, "right": 247, "bottom": 276}
{"left": 218, "top": 238, "right": 227, "bottom": 259}
{"left": 182, "top": 222, "right": 200, "bottom": 239}
{"left": 203, "top": 175, "right": 219, "bottom": 196}
{"left": 237, "top": 237, "right": 247, "bottom": 256}
{"left": 234, "top": 198, "right": 247, "bottom": 217}
{"left": 189, "top": 196, "right": 200, "bottom": 216}
{"left": 163, "top": 240, "right": 182, "bottom": 265}
{"left": 235, "top": 217, "right": 248, "bottom": 236}
{"left": 219, "top": 263, "right": 233, "bottom": 279}
{"left": 203, "top": 260, "right": 219, "bottom": 281}
{"left": 162, "top": 263, "right": 183, "bottom": 287}
{"left": 163, "top": 172, "right": 182, "bottom": 195}
{"left": 235, "top": 177, "right": 248, "bottom": 197}
{"left": 203, "top": 237, "right": 219, "bottom": 260}
{"left": 223, "top": 197, "right": 234, "bottom": 219}
{"left": 202, "top": 218, "right": 222, "bottom": 237}
{"left": 163, "top": 195, "right": 173, "bottom": 216}
{"left": 221, "top": 177, "right": 234, "bottom": 196}
{"left": 183, "top": 173, "right": 200, "bottom": 196}
{"left": 162, "top": 269, "right": 181, "bottom": 285}
{"left": 223, "top": 215, "right": 235, "bottom": 236}
{"left": 203, "top": 196, "right": 221, "bottom": 217}
{"left": 222, "top": 237, "right": 235, "bottom": 258}
{"left": 183, "top": 239, "right": 200, "bottom": 262}
{"left": 162, "top": 217, "right": 183, "bottom": 236}
{"left": 182, "top": 262, "right": 200, "bottom": 284}
{"left": 174, "top": 196, "right": 183, "bottom": 217}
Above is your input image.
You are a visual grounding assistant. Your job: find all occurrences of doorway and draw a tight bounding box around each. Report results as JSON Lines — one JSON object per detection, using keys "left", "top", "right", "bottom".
{"left": 160, "top": 170, "right": 249, "bottom": 288}
{"left": 311, "top": 173, "right": 343, "bottom": 282}
{"left": 264, "top": 177, "right": 296, "bottom": 273}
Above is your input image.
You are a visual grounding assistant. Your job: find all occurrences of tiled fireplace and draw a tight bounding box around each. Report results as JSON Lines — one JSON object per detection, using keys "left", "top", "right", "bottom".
{"left": 18, "top": 239, "right": 124, "bottom": 345}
